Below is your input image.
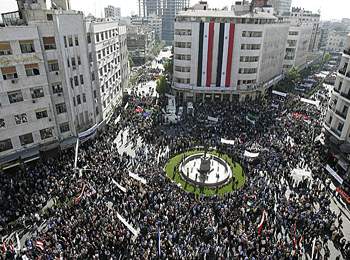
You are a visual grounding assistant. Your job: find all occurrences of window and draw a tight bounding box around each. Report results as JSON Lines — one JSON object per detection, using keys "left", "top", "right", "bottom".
{"left": 56, "top": 103, "right": 67, "bottom": 114}
{"left": 19, "top": 133, "right": 34, "bottom": 146}
{"left": 87, "top": 33, "right": 91, "bottom": 44}
{"left": 8, "top": 91, "right": 23, "bottom": 103}
{"left": 238, "top": 68, "right": 257, "bottom": 74}
{"left": 241, "top": 44, "right": 261, "bottom": 50}
{"left": 101, "top": 32, "right": 104, "bottom": 41}
{"left": 83, "top": 93, "right": 86, "bottom": 103}
{"left": 0, "top": 42, "right": 12, "bottom": 55}
{"left": 47, "top": 14, "right": 53, "bottom": 21}
{"left": 78, "top": 56, "right": 81, "bottom": 65}
{"left": 96, "top": 34, "right": 100, "bottom": 42}
{"left": 77, "top": 95, "right": 81, "bottom": 105}
{"left": 73, "top": 97, "right": 76, "bottom": 106}
{"left": 75, "top": 36, "right": 79, "bottom": 46}
{"left": 175, "top": 66, "right": 191, "bottom": 72}
{"left": 71, "top": 57, "right": 76, "bottom": 67}
{"left": 80, "top": 75, "right": 84, "bottom": 85}
{"left": 15, "top": 113, "right": 27, "bottom": 125}
{"left": 25, "top": 63, "right": 40, "bottom": 76}
{"left": 240, "top": 56, "right": 259, "bottom": 62}
{"left": 175, "top": 54, "right": 191, "bottom": 61}
{"left": 43, "top": 37, "right": 56, "bottom": 50}
{"left": 0, "top": 139, "right": 13, "bottom": 152}
{"left": 175, "top": 78, "right": 190, "bottom": 84}
{"left": 64, "top": 36, "right": 67, "bottom": 48}
{"left": 40, "top": 128, "right": 53, "bottom": 140}
{"left": 52, "top": 83, "right": 63, "bottom": 94}
{"left": 36, "top": 110, "right": 48, "bottom": 119}
{"left": 175, "top": 42, "right": 191, "bottom": 48}
{"left": 70, "top": 78, "right": 74, "bottom": 88}
{"left": 68, "top": 36, "right": 73, "bottom": 47}
{"left": 60, "top": 122, "right": 70, "bottom": 133}
{"left": 19, "top": 40, "right": 35, "bottom": 53}
{"left": 92, "top": 72, "right": 95, "bottom": 81}
{"left": 242, "top": 31, "right": 262, "bottom": 37}
{"left": 1, "top": 66, "right": 18, "bottom": 80}
{"left": 74, "top": 76, "right": 79, "bottom": 86}
{"left": 0, "top": 119, "right": 5, "bottom": 128}
{"left": 175, "top": 29, "right": 192, "bottom": 36}
{"left": 48, "top": 60, "right": 59, "bottom": 72}
{"left": 337, "top": 122, "right": 344, "bottom": 132}
{"left": 289, "top": 31, "right": 299, "bottom": 36}
{"left": 31, "top": 87, "right": 44, "bottom": 98}
{"left": 342, "top": 105, "right": 348, "bottom": 115}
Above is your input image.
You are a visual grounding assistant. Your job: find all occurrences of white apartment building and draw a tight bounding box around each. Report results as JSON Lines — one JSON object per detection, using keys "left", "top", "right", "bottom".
{"left": 283, "top": 24, "right": 313, "bottom": 71}
{"left": 324, "top": 34, "right": 350, "bottom": 178}
{"left": 0, "top": 0, "right": 128, "bottom": 166}
{"left": 131, "top": 14, "right": 162, "bottom": 40}
{"left": 289, "top": 7, "right": 321, "bottom": 52}
{"left": 326, "top": 31, "right": 348, "bottom": 52}
{"left": 173, "top": 3, "right": 289, "bottom": 102}
{"left": 87, "top": 21, "right": 129, "bottom": 122}
{"left": 104, "top": 5, "right": 121, "bottom": 19}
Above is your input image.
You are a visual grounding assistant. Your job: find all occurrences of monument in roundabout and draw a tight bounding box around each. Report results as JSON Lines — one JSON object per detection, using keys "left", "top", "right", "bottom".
{"left": 179, "top": 147, "right": 233, "bottom": 189}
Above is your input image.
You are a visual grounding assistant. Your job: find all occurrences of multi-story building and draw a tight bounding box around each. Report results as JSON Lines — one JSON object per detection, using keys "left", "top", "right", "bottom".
{"left": 270, "top": 0, "right": 292, "bottom": 15}
{"left": 127, "top": 26, "right": 156, "bottom": 66}
{"left": 283, "top": 23, "right": 313, "bottom": 71}
{"left": 288, "top": 7, "right": 321, "bottom": 52}
{"left": 131, "top": 14, "right": 163, "bottom": 40}
{"left": 87, "top": 21, "right": 129, "bottom": 123}
{"left": 138, "top": 0, "right": 163, "bottom": 17}
{"left": 0, "top": 0, "right": 128, "bottom": 166}
{"left": 326, "top": 31, "right": 348, "bottom": 52}
{"left": 172, "top": 2, "right": 289, "bottom": 102}
{"left": 138, "top": 0, "right": 189, "bottom": 44}
{"left": 324, "top": 34, "right": 350, "bottom": 183}
{"left": 104, "top": 5, "right": 121, "bottom": 19}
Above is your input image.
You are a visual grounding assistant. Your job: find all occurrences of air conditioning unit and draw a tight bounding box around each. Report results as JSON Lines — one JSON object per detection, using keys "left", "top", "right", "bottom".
{"left": 55, "top": 71, "right": 59, "bottom": 75}
{"left": 11, "top": 79, "right": 18, "bottom": 84}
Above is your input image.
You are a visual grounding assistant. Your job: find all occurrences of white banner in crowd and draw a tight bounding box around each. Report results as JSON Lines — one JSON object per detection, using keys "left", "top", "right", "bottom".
{"left": 111, "top": 178, "right": 127, "bottom": 193}
{"left": 207, "top": 116, "right": 219, "bottom": 123}
{"left": 325, "top": 164, "right": 343, "bottom": 184}
{"left": 272, "top": 90, "right": 287, "bottom": 97}
{"left": 117, "top": 212, "right": 139, "bottom": 237}
{"left": 129, "top": 171, "right": 147, "bottom": 184}
{"left": 271, "top": 103, "right": 279, "bottom": 109}
{"left": 221, "top": 138, "right": 235, "bottom": 145}
{"left": 244, "top": 150, "right": 260, "bottom": 158}
{"left": 246, "top": 116, "right": 256, "bottom": 125}
{"left": 300, "top": 98, "right": 320, "bottom": 107}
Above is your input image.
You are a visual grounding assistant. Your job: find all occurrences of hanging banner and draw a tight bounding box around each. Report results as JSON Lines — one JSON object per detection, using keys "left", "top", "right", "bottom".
{"left": 272, "top": 90, "right": 287, "bottom": 97}
{"left": 244, "top": 150, "right": 260, "bottom": 158}
{"left": 325, "top": 164, "right": 343, "bottom": 184}
{"left": 208, "top": 116, "right": 219, "bottom": 123}
{"left": 221, "top": 138, "right": 235, "bottom": 145}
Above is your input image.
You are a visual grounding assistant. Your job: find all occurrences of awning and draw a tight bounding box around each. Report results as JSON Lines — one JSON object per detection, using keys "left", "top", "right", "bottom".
{"left": 24, "top": 63, "right": 39, "bottom": 69}
{"left": 43, "top": 37, "right": 55, "bottom": 44}
{"left": 0, "top": 42, "right": 11, "bottom": 50}
{"left": 1, "top": 66, "right": 16, "bottom": 74}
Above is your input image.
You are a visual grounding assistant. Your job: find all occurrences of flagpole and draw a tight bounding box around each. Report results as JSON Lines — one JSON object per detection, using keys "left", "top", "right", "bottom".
{"left": 157, "top": 223, "right": 161, "bottom": 258}
{"left": 74, "top": 139, "right": 79, "bottom": 170}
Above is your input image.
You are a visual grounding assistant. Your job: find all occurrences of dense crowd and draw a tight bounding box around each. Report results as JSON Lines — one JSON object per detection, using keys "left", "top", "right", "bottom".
{"left": 1, "top": 87, "right": 350, "bottom": 259}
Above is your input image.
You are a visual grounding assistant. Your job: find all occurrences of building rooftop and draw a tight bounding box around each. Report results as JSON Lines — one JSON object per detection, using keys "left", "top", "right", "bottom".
{"left": 177, "top": 9, "right": 277, "bottom": 20}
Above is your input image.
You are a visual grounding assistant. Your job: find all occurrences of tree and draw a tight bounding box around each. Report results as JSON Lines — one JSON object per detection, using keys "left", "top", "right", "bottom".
{"left": 156, "top": 75, "right": 167, "bottom": 96}
{"left": 164, "top": 58, "right": 173, "bottom": 79}
{"left": 323, "top": 52, "right": 331, "bottom": 64}
{"left": 287, "top": 66, "right": 301, "bottom": 83}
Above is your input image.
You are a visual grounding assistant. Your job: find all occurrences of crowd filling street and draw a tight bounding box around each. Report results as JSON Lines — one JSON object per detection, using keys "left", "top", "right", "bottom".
{"left": 1, "top": 58, "right": 350, "bottom": 259}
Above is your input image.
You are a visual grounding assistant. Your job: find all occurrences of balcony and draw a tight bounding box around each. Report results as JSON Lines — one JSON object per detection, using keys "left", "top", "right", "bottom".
{"left": 340, "top": 91, "right": 350, "bottom": 100}
{"left": 338, "top": 69, "right": 346, "bottom": 75}
{"left": 344, "top": 48, "right": 350, "bottom": 56}
{"left": 330, "top": 127, "right": 341, "bottom": 137}
{"left": 335, "top": 110, "right": 347, "bottom": 120}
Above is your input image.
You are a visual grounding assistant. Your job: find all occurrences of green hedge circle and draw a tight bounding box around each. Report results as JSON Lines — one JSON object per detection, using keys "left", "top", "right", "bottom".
{"left": 164, "top": 150, "right": 245, "bottom": 196}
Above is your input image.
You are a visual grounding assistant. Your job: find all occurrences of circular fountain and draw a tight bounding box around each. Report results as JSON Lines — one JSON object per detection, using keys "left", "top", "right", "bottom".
{"left": 179, "top": 150, "right": 232, "bottom": 188}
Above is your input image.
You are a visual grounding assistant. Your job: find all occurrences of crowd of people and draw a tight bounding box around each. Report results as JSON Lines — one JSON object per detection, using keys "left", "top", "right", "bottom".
{"left": 0, "top": 85, "right": 349, "bottom": 259}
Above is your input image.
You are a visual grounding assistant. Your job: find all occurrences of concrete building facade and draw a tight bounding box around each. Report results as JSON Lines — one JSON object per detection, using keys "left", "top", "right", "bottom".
{"left": 131, "top": 14, "right": 163, "bottom": 40}
{"left": 324, "top": 34, "right": 350, "bottom": 183}
{"left": 104, "top": 5, "right": 121, "bottom": 19}
{"left": 173, "top": 5, "right": 289, "bottom": 102}
{"left": 0, "top": 0, "right": 128, "bottom": 166}
{"left": 270, "top": 0, "right": 292, "bottom": 15}
{"left": 326, "top": 31, "right": 348, "bottom": 52}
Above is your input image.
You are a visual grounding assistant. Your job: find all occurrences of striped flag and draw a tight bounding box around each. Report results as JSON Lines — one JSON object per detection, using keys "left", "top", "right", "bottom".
{"left": 9, "top": 240, "right": 14, "bottom": 253}
{"left": 257, "top": 210, "right": 267, "bottom": 236}
{"left": 299, "top": 236, "right": 304, "bottom": 255}
{"left": 35, "top": 240, "right": 44, "bottom": 251}
{"left": 74, "top": 184, "right": 86, "bottom": 204}
{"left": 2, "top": 241, "right": 7, "bottom": 254}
